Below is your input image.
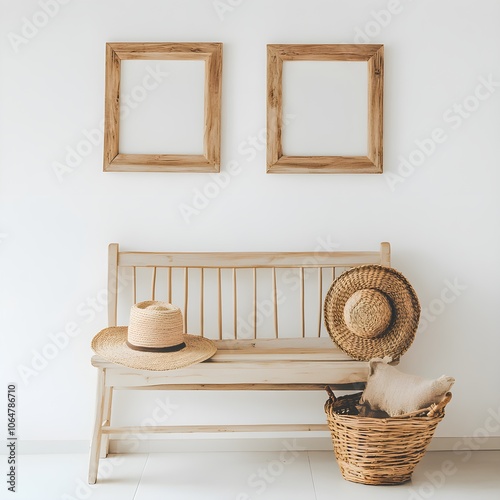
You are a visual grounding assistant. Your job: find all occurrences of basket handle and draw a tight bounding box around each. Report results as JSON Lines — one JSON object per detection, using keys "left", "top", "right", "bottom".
{"left": 427, "top": 392, "right": 452, "bottom": 418}
{"left": 324, "top": 385, "right": 336, "bottom": 403}
{"left": 394, "top": 392, "right": 453, "bottom": 419}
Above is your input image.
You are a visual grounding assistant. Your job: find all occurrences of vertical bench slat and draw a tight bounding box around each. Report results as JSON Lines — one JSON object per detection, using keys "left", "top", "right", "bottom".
{"left": 253, "top": 268, "right": 257, "bottom": 339}
{"left": 184, "top": 268, "right": 188, "bottom": 333}
{"left": 133, "top": 267, "right": 137, "bottom": 304}
{"left": 233, "top": 268, "right": 237, "bottom": 339}
{"left": 218, "top": 268, "right": 222, "bottom": 340}
{"left": 151, "top": 267, "right": 157, "bottom": 300}
{"left": 107, "top": 243, "right": 119, "bottom": 328}
{"left": 167, "top": 267, "right": 172, "bottom": 303}
{"left": 318, "top": 267, "right": 322, "bottom": 337}
{"left": 200, "top": 268, "right": 204, "bottom": 337}
{"left": 300, "top": 267, "right": 305, "bottom": 338}
{"left": 272, "top": 267, "right": 278, "bottom": 338}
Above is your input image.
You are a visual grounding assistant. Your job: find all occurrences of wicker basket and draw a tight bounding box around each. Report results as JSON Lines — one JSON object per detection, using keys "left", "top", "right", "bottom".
{"left": 324, "top": 389, "right": 452, "bottom": 485}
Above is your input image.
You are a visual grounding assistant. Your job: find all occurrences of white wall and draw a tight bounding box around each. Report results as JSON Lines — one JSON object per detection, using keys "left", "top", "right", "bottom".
{"left": 1, "top": 0, "right": 500, "bottom": 446}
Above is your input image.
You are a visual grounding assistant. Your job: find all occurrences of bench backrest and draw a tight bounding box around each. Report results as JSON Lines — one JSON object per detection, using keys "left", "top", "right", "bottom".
{"left": 107, "top": 242, "right": 390, "bottom": 340}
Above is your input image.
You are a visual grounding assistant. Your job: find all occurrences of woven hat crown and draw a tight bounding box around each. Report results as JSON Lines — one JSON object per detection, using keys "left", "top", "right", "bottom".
{"left": 343, "top": 289, "right": 392, "bottom": 339}
{"left": 127, "top": 301, "right": 185, "bottom": 351}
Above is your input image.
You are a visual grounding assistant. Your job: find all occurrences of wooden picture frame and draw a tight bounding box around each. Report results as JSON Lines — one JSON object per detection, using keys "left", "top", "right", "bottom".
{"left": 267, "top": 44, "right": 384, "bottom": 174}
{"left": 103, "top": 42, "right": 222, "bottom": 172}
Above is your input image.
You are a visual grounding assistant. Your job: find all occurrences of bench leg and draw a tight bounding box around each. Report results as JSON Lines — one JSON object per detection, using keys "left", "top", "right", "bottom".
{"left": 99, "top": 386, "right": 113, "bottom": 458}
{"left": 88, "top": 368, "right": 106, "bottom": 485}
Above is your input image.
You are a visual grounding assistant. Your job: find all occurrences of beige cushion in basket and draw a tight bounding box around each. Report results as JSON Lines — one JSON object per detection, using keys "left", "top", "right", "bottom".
{"left": 358, "top": 357, "right": 455, "bottom": 417}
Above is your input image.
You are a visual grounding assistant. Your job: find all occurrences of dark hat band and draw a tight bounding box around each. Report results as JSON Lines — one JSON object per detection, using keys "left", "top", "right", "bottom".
{"left": 126, "top": 341, "right": 186, "bottom": 353}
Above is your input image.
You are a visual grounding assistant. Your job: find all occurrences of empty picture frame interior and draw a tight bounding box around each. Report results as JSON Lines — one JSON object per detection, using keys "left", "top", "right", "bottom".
{"left": 267, "top": 44, "right": 384, "bottom": 173}
{"left": 103, "top": 42, "right": 222, "bottom": 172}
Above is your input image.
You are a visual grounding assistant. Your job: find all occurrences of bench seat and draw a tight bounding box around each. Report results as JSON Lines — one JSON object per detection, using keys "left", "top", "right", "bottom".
{"left": 91, "top": 339, "right": 368, "bottom": 389}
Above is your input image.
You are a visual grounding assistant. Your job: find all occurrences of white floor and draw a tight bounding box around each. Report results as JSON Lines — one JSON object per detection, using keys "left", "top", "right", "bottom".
{"left": 11, "top": 450, "right": 500, "bottom": 500}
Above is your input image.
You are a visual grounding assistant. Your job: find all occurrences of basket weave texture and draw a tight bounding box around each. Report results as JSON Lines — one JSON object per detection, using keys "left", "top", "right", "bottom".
{"left": 324, "top": 391, "right": 452, "bottom": 485}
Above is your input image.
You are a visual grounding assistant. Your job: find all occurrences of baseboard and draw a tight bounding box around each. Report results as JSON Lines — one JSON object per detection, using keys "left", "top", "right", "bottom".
{"left": 427, "top": 436, "right": 500, "bottom": 452}
{"left": 4, "top": 436, "right": 499, "bottom": 454}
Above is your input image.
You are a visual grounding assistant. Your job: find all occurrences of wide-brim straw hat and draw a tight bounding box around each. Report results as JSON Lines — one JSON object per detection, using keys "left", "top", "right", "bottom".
{"left": 323, "top": 265, "right": 420, "bottom": 361}
{"left": 91, "top": 301, "right": 216, "bottom": 371}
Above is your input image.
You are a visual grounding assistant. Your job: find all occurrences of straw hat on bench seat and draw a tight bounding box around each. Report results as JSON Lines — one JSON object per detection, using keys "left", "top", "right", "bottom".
{"left": 91, "top": 301, "right": 216, "bottom": 371}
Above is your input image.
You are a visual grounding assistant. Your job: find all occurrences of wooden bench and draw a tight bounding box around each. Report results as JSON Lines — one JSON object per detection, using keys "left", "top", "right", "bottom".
{"left": 89, "top": 241, "right": 391, "bottom": 483}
